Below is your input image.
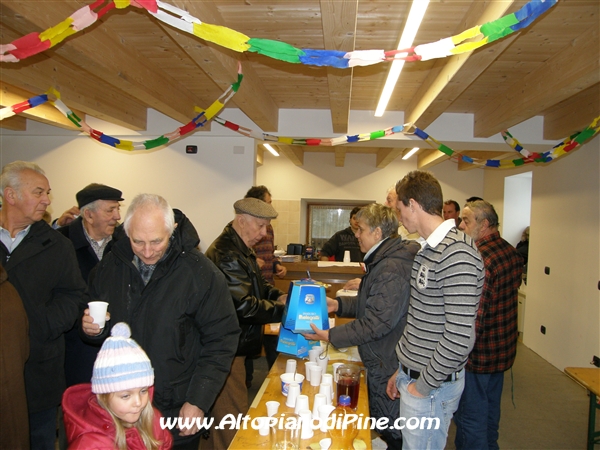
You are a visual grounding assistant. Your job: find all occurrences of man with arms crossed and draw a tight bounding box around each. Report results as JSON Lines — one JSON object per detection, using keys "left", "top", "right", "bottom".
{"left": 454, "top": 200, "right": 523, "bottom": 449}
{"left": 386, "top": 170, "right": 484, "bottom": 449}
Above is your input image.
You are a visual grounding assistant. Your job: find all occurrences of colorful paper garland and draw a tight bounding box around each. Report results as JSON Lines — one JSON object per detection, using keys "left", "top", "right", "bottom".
{"left": 0, "top": 65, "right": 243, "bottom": 150}
{"left": 1, "top": 82, "right": 597, "bottom": 167}
{"left": 1, "top": 0, "right": 557, "bottom": 68}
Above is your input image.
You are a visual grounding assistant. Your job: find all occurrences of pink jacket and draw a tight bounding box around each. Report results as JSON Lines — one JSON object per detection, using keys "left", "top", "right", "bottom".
{"left": 62, "top": 384, "right": 173, "bottom": 449}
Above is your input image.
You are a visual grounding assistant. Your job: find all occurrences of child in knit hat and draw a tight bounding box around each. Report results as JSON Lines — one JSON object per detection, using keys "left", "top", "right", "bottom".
{"left": 62, "top": 323, "right": 173, "bottom": 449}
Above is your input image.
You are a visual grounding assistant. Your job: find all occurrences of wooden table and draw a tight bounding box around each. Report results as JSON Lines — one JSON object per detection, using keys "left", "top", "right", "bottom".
{"left": 229, "top": 352, "right": 371, "bottom": 449}
{"left": 274, "top": 261, "right": 365, "bottom": 297}
{"left": 564, "top": 367, "right": 600, "bottom": 450}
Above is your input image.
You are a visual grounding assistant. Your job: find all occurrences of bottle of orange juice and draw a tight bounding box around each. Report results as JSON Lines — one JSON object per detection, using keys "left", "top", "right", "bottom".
{"left": 328, "top": 395, "right": 358, "bottom": 450}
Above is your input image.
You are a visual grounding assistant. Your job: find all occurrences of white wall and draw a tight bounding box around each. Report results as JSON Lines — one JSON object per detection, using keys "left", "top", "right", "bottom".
{"left": 503, "top": 172, "right": 532, "bottom": 246}
{"left": 483, "top": 136, "right": 600, "bottom": 369}
{"left": 0, "top": 112, "right": 258, "bottom": 251}
{"left": 257, "top": 153, "right": 484, "bottom": 244}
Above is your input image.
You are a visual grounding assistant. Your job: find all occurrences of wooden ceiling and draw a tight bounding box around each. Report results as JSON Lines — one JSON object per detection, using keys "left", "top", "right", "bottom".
{"left": 1, "top": 0, "right": 598, "bottom": 169}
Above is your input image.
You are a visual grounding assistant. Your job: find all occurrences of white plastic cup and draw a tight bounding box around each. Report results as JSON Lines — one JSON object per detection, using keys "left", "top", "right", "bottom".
{"left": 294, "top": 394, "right": 309, "bottom": 415}
{"left": 285, "top": 359, "right": 297, "bottom": 375}
{"left": 320, "top": 438, "right": 332, "bottom": 450}
{"left": 256, "top": 416, "right": 270, "bottom": 436}
{"left": 319, "top": 382, "right": 332, "bottom": 405}
{"left": 343, "top": 250, "right": 351, "bottom": 262}
{"left": 318, "top": 404, "right": 336, "bottom": 432}
{"left": 308, "top": 347, "right": 321, "bottom": 363}
{"left": 321, "top": 373, "right": 334, "bottom": 398}
{"left": 312, "top": 393, "right": 327, "bottom": 419}
{"left": 286, "top": 382, "right": 300, "bottom": 407}
{"left": 304, "top": 362, "right": 318, "bottom": 382}
{"left": 88, "top": 301, "right": 109, "bottom": 329}
{"left": 266, "top": 401, "right": 280, "bottom": 417}
{"left": 299, "top": 409, "right": 314, "bottom": 440}
{"left": 309, "top": 365, "right": 322, "bottom": 387}
{"left": 317, "top": 355, "right": 329, "bottom": 373}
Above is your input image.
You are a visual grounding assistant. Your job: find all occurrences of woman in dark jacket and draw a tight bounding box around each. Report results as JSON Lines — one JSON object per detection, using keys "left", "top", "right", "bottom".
{"left": 303, "top": 203, "right": 419, "bottom": 450}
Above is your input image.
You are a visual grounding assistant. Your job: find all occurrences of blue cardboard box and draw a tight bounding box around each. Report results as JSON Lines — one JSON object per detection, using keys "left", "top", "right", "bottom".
{"left": 276, "top": 279, "right": 329, "bottom": 357}
{"left": 281, "top": 280, "right": 329, "bottom": 333}
{"left": 276, "top": 325, "right": 319, "bottom": 358}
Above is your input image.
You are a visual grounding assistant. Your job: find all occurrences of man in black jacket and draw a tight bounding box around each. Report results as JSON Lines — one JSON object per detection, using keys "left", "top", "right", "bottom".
{"left": 58, "top": 183, "right": 124, "bottom": 387}
{"left": 0, "top": 161, "right": 87, "bottom": 450}
{"left": 82, "top": 193, "right": 240, "bottom": 449}
{"left": 205, "top": 197, "right": 286, "bottom": 449}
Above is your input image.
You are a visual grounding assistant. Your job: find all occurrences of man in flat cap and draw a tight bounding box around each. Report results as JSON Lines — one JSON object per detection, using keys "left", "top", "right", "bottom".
{"left": 205, "top": 197, "right": 287, "bottom": 449}
{"left": 58, "top": 183, "right": 124, "bottom": 388}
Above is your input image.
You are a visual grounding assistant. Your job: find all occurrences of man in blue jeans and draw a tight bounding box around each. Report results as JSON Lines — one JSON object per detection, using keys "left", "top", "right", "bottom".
{"left": 386, "top": 171, "right": 484, "bottom": 449}
{"left": 454, "top": 200, "right": 523, "bottom": 449}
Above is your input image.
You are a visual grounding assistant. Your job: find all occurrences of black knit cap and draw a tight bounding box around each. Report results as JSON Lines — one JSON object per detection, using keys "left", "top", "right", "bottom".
{"left": 233, "top": 198, "right": 278, "bottom": 219}
{"left": 76, "top": 183, "right": 124, "bottom": 208}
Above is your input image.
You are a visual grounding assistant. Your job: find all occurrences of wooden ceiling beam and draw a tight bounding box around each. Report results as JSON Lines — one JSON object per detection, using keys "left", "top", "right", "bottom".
{"left": 1, "top": 82, "right": 84, "bottom": 130}
{"left": 417, "top": 148, "right": 449, "bottom": 169}
{"left": 0, "top": 0, "right": 198, "bottom": 125}
{"left": 167, "top": 0, "right": 279, "bottom": 132}
{"left": 279, "top": 145, "right": 305, "bottom": 166}
{"left": 320, "top": 0, "right": 358, "bottom": 134}
{"left": 376, "top": 148, "right": 404, "bottom": 168}
{"left": 474, "top": 23, "right": 600, "bottom": 137}
{"left": 334, "top": 147, "right": 347, "bottom": 167}
{"left": 542, "top": 83, "right": 600, "bottom": 140}
{"left": 0, "top": 25, "right": 148, "bottom": 131}
{"left": 405, "top": 0, "right": 519, "bottom": 129}
{"left": 0, "top": 115, "right": 27, "bottom": 131}
{"left": 256, "top": 145, "right": 264, "bottom": 167}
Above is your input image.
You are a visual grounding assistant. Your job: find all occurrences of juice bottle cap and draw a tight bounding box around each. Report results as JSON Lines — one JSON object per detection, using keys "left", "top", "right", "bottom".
{"left": 338, "top": 395, "right": 351, "bottom": 406}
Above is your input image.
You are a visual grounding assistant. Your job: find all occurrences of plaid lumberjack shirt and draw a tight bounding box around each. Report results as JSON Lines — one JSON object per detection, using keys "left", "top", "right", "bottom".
{"left": 467, "top": 231, "right": 524, "bottom": 373}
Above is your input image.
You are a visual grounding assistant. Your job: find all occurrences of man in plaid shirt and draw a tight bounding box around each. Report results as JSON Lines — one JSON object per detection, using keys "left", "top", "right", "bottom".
{"left": 455, "top": 199, "right": 524, "bottom": 450}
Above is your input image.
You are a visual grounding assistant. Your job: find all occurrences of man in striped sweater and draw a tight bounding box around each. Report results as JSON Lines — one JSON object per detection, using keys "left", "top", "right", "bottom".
{"left": 386, "top": 171, "right": 484, "bottom": 450}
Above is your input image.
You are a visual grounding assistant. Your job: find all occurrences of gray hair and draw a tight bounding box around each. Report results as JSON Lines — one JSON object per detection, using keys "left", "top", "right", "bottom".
{"left": 123, "top": 194, "right": 175, "bottom": 237}
{"left": 355, "top": 203, "right": 399, "bottom": 239}
{"left": 465, "top": 200, "right": 499, "bottom": 228}
{"left": 0, "top": 161, "right": 45, "bottom": 198}
{"left": 80, "top": 200, "right": 101, "bottom": 217}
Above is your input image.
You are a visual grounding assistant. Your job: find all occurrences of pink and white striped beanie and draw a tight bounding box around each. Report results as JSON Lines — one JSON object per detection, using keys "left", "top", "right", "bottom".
{"left": 91, "top": 322, "right": 154, "bottom": 394}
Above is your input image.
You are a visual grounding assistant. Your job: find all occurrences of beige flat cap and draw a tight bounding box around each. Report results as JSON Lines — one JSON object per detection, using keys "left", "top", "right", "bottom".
{"left": 234, "top": 198, "right": 278, "bottom": 219}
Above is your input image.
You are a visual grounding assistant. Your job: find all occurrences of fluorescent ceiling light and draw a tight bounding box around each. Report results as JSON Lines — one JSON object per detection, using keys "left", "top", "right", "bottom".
{"left": 375, "top": 0, "right": 430, "bottom": 117}
{"left": 263, "top": 143, "right": 279, "bottom": 156}
{"left": 402, "top": 147, "right": 420, "bottom": 160}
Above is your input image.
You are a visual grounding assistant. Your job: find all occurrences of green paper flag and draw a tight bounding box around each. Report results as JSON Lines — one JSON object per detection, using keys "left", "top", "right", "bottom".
{"left": 247, "top": 38, "right": 304, "bottom": 63}
{"left": 481, "top": 14, "right": 519, "bottom": 42}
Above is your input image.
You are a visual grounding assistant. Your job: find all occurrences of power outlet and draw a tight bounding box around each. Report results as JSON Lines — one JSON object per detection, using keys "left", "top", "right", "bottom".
{"left": 593, "top": 355, "right": 600, "bottom": 368}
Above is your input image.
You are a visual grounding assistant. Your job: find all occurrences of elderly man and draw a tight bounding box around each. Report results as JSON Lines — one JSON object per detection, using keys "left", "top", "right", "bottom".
{"left": 59, "top": 183, "right": 124, "bottom": 386}
{"left": 205, "top": 197, "right": 287, "bottom": 449}
{"left": 386, "top": 170, "right": 484, "bottom": 450}
{"left": 244, "top": 185, "right": 287, "bottom": 387}
{"left": 0, "top": 161, "right": 87, "bottom": 449}
{"left": 82, "top": 194, "right": 240, "bottom": 449}
{"left": 443, "top": 199, "right": 462, "bottom": 227}
{"left": 455, "top": 200, "right": 523, "bottom": 450}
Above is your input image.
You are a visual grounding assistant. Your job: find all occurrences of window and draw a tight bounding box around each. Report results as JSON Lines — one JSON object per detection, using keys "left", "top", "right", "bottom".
{"left": 306, "top": 203, "right": 368, "bottom": 251}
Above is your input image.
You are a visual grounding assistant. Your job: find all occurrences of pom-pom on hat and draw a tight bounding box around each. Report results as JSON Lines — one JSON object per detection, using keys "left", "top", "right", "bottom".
{"left": 91, "top": 322, "right": 154, "bottom": 394}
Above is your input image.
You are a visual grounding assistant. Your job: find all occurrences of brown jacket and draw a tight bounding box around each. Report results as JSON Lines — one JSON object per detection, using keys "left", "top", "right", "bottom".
{"left": 0, "top": 265, "right": 30, "bottom": 449}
